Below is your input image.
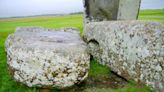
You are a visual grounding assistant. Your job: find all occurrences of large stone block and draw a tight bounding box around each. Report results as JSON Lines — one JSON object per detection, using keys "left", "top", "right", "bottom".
{"left": 5, "top": 27, "right": 90, "bottom": 89}
{"left": 84, "top": 21, "right": 164, "bottom": 92}
{"left": 83, "top": 0, "right": 141, "bottom": 23}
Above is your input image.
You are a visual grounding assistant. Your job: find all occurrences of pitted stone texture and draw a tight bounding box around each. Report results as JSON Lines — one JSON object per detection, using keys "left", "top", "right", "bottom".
{"left": 84, "top": 21, "right": 164, "bottom": 92}
{"left": 5, "top": 27, "right": 90, "bottom": 89}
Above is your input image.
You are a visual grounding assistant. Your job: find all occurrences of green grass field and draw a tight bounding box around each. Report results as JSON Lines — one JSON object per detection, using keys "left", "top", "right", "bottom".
{"left": 0, "top": 9, "right": 163, "bottom": 92}
{"left": 138, "top": 9, "right": 164, "bottom": 20}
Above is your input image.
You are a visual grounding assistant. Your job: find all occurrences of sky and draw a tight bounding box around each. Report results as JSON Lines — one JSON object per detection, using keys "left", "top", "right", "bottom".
{"left": 0, "top": 0, "right": 164, "bottom": 18}
{"left": 140, "top": 0, "right": 164, "bottom": 9}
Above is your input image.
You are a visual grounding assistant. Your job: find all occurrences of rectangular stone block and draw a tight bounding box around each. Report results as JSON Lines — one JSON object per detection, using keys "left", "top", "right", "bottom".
{"left": 83, "top": 21, "right": 164, "bottom": 92}
{"left": 117, "top": 0, "right": 141, "bottom": 20}
{"left": 83, "top": 0, "right": 141, "bottom": 23}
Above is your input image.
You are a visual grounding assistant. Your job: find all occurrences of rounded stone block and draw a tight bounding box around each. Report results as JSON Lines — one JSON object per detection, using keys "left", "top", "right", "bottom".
{"left": 5, "top": 27, "right": 90, "bottom": 89}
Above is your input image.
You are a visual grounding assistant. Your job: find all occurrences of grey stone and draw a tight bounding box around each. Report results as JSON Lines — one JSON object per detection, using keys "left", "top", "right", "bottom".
{"left": 83, "top": 21, "right": 164, "bottom": 92}
{"left": 83, "top": 0, "right": 141, "bottom": 23}
{"left": 5, "top": 27, "right": 90, "bottom": 89}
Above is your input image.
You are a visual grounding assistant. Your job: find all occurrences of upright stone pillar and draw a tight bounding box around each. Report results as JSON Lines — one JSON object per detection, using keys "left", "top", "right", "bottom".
{"left": 83, "top": 0, "right": 141, "bottom": 23}
{"left": 117, "top": 0, "right": 141, "bottom": 20}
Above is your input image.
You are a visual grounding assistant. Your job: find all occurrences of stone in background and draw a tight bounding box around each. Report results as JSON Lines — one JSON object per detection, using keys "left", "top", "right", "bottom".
{"left": 84, "top": 21, "right": 164, "bottom": 92}
{"left": 5, "top": 27, "right": 90, "bottom": 89}
{"left": 83, "top": 0, "right": 141, "bottom": 23}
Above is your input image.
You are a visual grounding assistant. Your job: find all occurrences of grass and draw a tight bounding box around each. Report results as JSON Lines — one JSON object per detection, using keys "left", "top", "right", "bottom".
{"left": 139, "top": 9, "right": 164, "bottom": 16}
{"left": 138, "top": 9, "right": 164, "bottom": 20}
{"left": 0, "top": 15, "right": 83, "bottom": 33}
{"left": 0, "top": 9, "right": 163, "bottom": 92}
{"left": 83, "top": 84, "right": 151, "bottom": 92}
{"left": 89, "top": 59, "right": 111, "bottom": 78}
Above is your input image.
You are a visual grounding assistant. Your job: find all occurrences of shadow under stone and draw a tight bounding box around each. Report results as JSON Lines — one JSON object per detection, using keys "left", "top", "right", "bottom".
{"left": 59, "top": 73, "right": 128, "bottom": 92}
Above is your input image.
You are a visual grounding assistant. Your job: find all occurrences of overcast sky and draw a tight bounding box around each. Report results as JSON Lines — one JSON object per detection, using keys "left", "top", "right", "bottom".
{"left": 0, "top": 0, "right": 164, "bottom": 18}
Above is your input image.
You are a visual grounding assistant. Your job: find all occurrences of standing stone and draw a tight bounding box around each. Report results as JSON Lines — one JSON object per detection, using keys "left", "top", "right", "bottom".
{"left": 84, "top": 21, "right": 164, "bottom": 92}
{"left": 5, "top": 27, "right": 90, "bottom": 89}
{"left": 83, "top": 0, "right": 141, "bottom": 23}
{"left": 117, "top": 0, "right": 141, "bottom": 20}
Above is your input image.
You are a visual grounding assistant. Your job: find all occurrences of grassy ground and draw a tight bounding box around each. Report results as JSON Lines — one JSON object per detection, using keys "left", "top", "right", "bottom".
{"left": 0, "top": 9, "right": 163, "bottom": 92}
{"left": 138, "top": 9, "right": 164, "bottom": 20}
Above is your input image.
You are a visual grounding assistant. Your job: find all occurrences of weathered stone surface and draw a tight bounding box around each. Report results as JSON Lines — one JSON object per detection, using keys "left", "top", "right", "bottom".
{"left": 83, "top": 0, "right": 141, "bottom": 23}
{"left": 84, "top": 21, "right": 164, "bottom": 92}
{"left": 5, "top": 27, "right": 90, "bottom": 89}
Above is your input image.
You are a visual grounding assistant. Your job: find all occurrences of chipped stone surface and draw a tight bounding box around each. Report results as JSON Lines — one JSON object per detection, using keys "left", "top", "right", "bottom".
{"left": 5, "top": 27, "right": 90, "bottom": 89}
{"left": 83, "top": 0, "right": 141, "bottom": 23}
{"left": 84, "top": 21, "right": 164, "bottom": 92}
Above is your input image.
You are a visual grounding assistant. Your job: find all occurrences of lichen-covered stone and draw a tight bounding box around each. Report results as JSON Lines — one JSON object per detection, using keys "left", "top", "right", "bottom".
{"left": 5, "top": 27, "right": 90, "bottom": 89}
{"left": 84, "top": 21, "right": 164, "bottom": 92}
